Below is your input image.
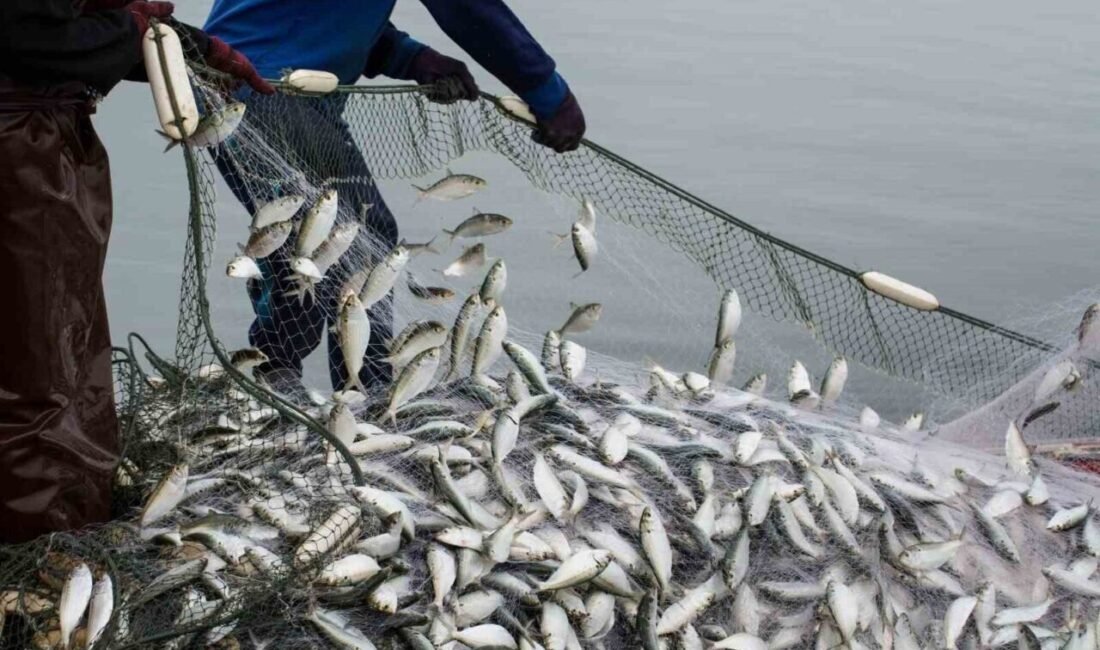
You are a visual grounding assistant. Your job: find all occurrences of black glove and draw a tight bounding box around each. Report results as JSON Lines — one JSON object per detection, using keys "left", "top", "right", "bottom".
{"left": 405, "top": 47, "right": 479, "bottom": 103}
{"left": 532, "top": 90, "right": 586, "bottom": 153}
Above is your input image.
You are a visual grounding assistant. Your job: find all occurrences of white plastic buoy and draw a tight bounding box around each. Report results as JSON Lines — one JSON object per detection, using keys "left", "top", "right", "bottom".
{"left": 860, "top": 271, "right": 940, "bottom": 311}
{"left": 498, "top": 95, "right": 536, "bottom": 124}
{"left": 283, "top": 69, "right": 339, "bottom": 95}
{"left": 142, "top": 23, "right": 198, "bottom": 141}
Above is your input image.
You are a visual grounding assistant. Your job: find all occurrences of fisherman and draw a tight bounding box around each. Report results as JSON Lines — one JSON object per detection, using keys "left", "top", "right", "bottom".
{"left": 205, "top": 0, "right": 587, "bottom": 398}
{"left": 0, "top": 0, "right": 271, "bottom": 544}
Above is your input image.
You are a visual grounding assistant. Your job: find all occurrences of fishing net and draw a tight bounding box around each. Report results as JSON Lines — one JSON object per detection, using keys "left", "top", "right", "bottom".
{"left": 3, "top": 29, "right": 1100, "bottom": 649}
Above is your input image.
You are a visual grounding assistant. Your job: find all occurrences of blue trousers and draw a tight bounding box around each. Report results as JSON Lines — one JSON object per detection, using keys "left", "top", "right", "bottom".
{"left": 211, "top": 90, "right": 397, "bottom": 392}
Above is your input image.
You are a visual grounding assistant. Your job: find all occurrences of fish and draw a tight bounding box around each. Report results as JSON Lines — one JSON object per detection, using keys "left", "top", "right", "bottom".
{"left": 902, "top": 412, "right": 924, "bottom": 431}
{"left": 386, "top": 347, "right": 442, "bottom": 423}
{"left": 338, "top": 294, "right": 371, "bottom": 393}
{"left": 859, "top": 406, "right": 880, "bottom": 431}
{"left": 786, "top": 361, "right": 819, "bottom": 408}
{"left": 639, "top": 506, "right": 672, "bottom": 595}
{"left": 559, "top": 340, "right": 587, "bottom": 382}
{"left": 1048, "top": 502, "right": 1091, "bottom": 531}
{"left": 472, "top": 306, "right": 508, "bottom": 377}
{"left": 226, "top": 255, "right": 262, "bottom": 279}
{"left": 412, "top": 168, "right": 487, "bottom": 203}
{"left": 240, "top": 220, "right": 293, "bottom": 259}
{"left": 446, "top": 294, "right": 483, "bottom": 379}
{"left": 174, "top": 101, "right": 246, "bottom": 150}
{"left": 742, "top": 373, "right": 766, "bottom": 396}
{"left": 360, "top": 245, "right": 410, "bottom": 308}
{"left": 399, "top": 236, "right": 440, "bottom": 256}
{"left": 309, "top": 607, "right": 376, "bottom": 649}
{"left": 141, "top": 462, "right": 189, "bottom": 527}
{"left": 443, "top": 210, "right": 513, "bottom": 244}
{"left": 441, "top": 243, "right": 487, "bottom": 277}
{"left": 707, "top": 338, "right": 736, "bottom": 385}
{"left": 295, "top": 188, "right": 339, "bottom": 259}
{"left": 570, "top": 222, "right": 598, "bottom": 274}
{"left": 85, "top": 573, "right": 113, "bottom": 649}
{"left": 1005, "top": 421, "right": 1034, "bottom": 477}
{"left": 819, "top": 357, "right": 847, "bottom": 405}
{"left": 479, "top": 259, "right": 507, "bottom": 308}
{"left": 57, "top": 563, "right": 94, "bottom": 649}
{"left": 251, "top": 194, "right": 306, "bottom": 230}
{"left": 312, "top": 222, "right": 359, "bottom": 273}
{"left": 407, "top": 274, "right": 456, "bottom": 303}
{"left": 715, "top": 289, "right": 742, "bottom": 345}
{"left": 558, "top": 302, "right": 603, "bottom": 336}
{"left": 1077, "top": 303, "right": 1100, "bottom": 354}
{"left": 387, "top": 321, "right": 448, "bottom": 370}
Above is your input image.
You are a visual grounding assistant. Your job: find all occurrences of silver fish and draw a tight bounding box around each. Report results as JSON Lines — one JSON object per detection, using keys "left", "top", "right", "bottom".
{"left": 570, "top": 222, "right": 598, "bottom": 274}
{"left": 312, "top": 222, "right": 359, "bottom": 273}
{"left": 338, "top": 294, "right": 371, "bottom": 394}
{"left": 240, "top": 220, "right": 293, "bottom": 259}
{"left": 472, "top": 306, "right": 508, "bottom": 377}
{"left": 360, "top": 245, "right": 410, "bottom": 308}
{"left": 226, "top": 255, "right": 262, "bottom": 279}
{"left": 707, "top": 338, "right": 736, "bottom": 385}
{"left": 386, "top": 347, "right": 442, "bottom": 422}
{"left": 251, "top": 194, "right": 305, "bottom": 230}
{"left": 295, "top": 189, "right": 339, "bottom": 258}
{"left": 387, "top": 321, "right": 448, "bottom": 370}
{"left": 447, "top": 294, "right": 484, "bottom": 379}
{"left": 558, "top": 302, "right": 603, "bottom": 336}
{"left": 407, "top": 274, "right": 455, "bottom": 303}
{"left": 59, "top": 563, "right": 93, "bottom": 650}
{"left": 479, "top": 259, "right": 507, "bottom": 307}
{"left": 819, "top": 357, "right": 848, "bottom": 405}
{"left": 444, "top": 210, "right": 513, "bottom": 244}
{"left": 186, "top": 101, "right": 246, "bottom": 149}
{"left": 441, "top": 243, "right": 487, "bottom": 278}
{"left": 413, "top": 168, "right": 487, "bottom": 203}
{"left": 141, "top": 463, "right": 189, "bottom": 527}
{"left": 715, "top": 289, "right": 742, "bottom": 346}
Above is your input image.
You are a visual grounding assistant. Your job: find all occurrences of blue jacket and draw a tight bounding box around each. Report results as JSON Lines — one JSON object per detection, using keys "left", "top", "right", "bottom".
{"left": 204, "top": 0, "right": 569, "bottom": 118}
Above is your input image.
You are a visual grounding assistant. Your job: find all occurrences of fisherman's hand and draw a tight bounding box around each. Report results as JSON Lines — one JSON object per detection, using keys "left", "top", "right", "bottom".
{"left": 127, "top": 1, "right": 175, "bottom": 41}
{"left": 82, "top": 0, "right": 138, "bottom": 11}
{"left": 406, "top": 48, "right": 479, "bottom": 103}
{"left": 203, "top": 36, "right": 276, "bottom": 95}
{"left": 532, "top": 90, "right": 586, "bottom": 153}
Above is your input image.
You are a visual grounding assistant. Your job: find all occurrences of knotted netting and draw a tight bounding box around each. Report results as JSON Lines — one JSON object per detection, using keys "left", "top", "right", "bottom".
{"left": 2, "top": 36, "right": 1100, "bottom": 649}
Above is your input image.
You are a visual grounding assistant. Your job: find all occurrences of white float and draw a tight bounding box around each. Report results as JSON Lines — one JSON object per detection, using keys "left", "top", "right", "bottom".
{"left": 860, "top": 271, "right": 940, "bottom": 311}
{"left": 282, "top": 70, "right": 339, "bottom": 95}
{"left": 143, "top": 23, "right": 199, "bottom": 141}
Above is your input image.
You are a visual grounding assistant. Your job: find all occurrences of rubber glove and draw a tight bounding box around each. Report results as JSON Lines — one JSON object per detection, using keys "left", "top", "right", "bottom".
{"left": 532, "top": 90, "right": 585, "bottom": 153}
{"left": 405, "top": 48, "right": 479, "bottom": 103}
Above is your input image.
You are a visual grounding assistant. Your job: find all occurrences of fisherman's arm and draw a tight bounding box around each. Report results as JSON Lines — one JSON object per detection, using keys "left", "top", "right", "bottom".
{"left": 417, "top": 0, "right": 586, "bottom": 151}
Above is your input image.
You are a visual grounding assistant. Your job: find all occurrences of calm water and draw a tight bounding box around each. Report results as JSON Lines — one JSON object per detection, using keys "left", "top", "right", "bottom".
{"left": 95, "top": 0, "right": 1100, "bottom": 412}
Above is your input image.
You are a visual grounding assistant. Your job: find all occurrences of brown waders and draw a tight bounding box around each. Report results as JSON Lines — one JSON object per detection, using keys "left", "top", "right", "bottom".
{"left": 0, "top": 78, "right": 118, "bottom": 543}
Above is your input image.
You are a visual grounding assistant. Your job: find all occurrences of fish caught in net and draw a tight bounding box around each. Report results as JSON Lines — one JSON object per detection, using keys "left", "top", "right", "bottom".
{"left": 2, "top": 36, "right": 1100, "bottom": 650}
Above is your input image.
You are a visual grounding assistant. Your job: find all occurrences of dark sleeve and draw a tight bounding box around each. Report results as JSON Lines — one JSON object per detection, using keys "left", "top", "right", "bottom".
{"left": 417, "top": 0, "right": 557, "bottom": 95}
{"left": 0, "top": 0, "right": 142, "bottom": 94}
{"left": 363, "top": 23, "right": 426, "bottom": 79}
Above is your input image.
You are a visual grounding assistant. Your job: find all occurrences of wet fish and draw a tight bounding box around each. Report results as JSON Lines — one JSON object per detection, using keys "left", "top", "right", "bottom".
{"left": 479, "top": 259, "right": 507, "bottom": 308}
{"left": 570, "top": 222, "right": 598, "bottom": 274}
{"left": 240, "top": 220, "right": 293, "bottom": 259}
{"left": 338, "top": 294, "right": 371, "bottom": 393}
{"left": 441, "top": 243, "right": 487, "bottom": 278}
{"left": 407, "top": 274, "right": 455, "bottom": 304}
{"left": 412, "top": 168, "right": 487, "bottom": 203}
{"left": 312, "top": 222, "right": 359, "bottom": 273}
{"left": 386, "top": 347, "right": 442, "bottom": 422}
{"left": 360, "top": 245, "right": 410, "bottom": 308}
{"left": 707, "top": 338, "right": 736, "bottom": 385}
{"left": 295, "top": 189, "right": 339, "bottom": 259}
{"left": 59, "top": 563, "right": 93, "bottom": 650}
{"left": 226, "top": 255, "right": 262, "bottom": 279}
{"left": 472, "top": 306, "right": 508, "bottom": 377}
{"left": 715, "top": 289, "right": 742, "bottom": 345}
{"left": 558, "top": 302, "right": 603, "bottom": 336}
{"left": 444, "top": 210, "right": 513, "bottom": 245}
{"left": 819, "top": 357, "right": 848, "bottom": 405}
{"left": 184, "top": 101, "right": 246, "bottom": 149}
{"left": 251, "top": 194, "right": 306, "bottom": 230}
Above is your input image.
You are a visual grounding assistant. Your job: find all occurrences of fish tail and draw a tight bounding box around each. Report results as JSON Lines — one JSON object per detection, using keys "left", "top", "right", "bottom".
{"left": 410, "top": 184, "right": 427, "bottom": 206}
{"left": 442, "top": 229, "right": 456, "bottom": 247}
{"left": 549, "top": 231, "right": 569, "bottom": 248}
{"left": 423, "top": 235, "right": 440, "bottom": 255}
{"left": 156, "top": 130, "right": 180, "bottom": 152}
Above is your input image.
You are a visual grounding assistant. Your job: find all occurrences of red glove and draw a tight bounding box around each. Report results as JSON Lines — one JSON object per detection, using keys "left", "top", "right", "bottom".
{"left": 204, "top": 36, "right": 276, "bottom": 95}
{"left": 127, "top": 1, "right": 175, "bottom": 45}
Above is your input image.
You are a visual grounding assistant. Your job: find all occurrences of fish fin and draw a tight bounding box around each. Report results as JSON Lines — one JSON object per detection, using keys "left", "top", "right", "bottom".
{"left": 423, "top": 235, "right": 441, "bottom": 254}
{"left": 571, "top": 268, "right": 586, "bottom": 280}
{"left": 549, "top": 231, "right": 570, "bottom": 248}
{"left": 442, "top": 229, "right": 457, "bottom": 247}
{"left": 156, "top": 130, "right": 181, "bottom": 152}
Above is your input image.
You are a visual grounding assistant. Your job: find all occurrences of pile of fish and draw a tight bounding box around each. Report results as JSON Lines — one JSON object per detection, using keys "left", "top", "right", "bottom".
{"left": 7, "top": 261, "right": 1100, "bottom": 648}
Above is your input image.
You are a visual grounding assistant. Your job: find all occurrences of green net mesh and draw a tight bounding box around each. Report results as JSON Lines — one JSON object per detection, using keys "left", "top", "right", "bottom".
{"left": 3, "top": 34, "right": 1100, "bottom": 649}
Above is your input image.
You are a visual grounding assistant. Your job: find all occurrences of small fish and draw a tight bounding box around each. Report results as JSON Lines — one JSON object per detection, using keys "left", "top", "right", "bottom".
{"left": 570, "top": 222, "right": 598, "bottom": 274}
{"left": 444, "top": 210, "right": 513, "bottom": 244}
{"left": 1076, "top": 303, "right": 1100, "bottom": 353}
{"left": 85, "top": 573, "right": 114, "bottom": 649}
{"left": 388, "top": 321, "right": 448, "bottom": 370}
{"left": 141, "top": 462, "right": 189, "bottom": 527}
{"left": 707, "top": 338, "right": 736, "bottom": 385}
{"left": 447, "top": 294, "right": 483, "bottom": 379}
{"left": 386, "top": 347, "right": 442, "bottom": 423}
{"left": 859, "top": 406, "right": 880, "bottom": 431}
{"left": 742, "top": 373, "right": 767, "bottom": 396}
{"left": 542, "top": 330, "right": 563, "bottom": 371}
{"left": 295, "top": 189, "right": 339, "bottom": 259}
{"left": 427, "top": 544, "right": 456, "bottom": 608}
{"left": 819, "top": 357, "right": 848, "bottom": 405}
{"left": 398, "top": 236, "right": 440, "bottom": 256}
{"left": 312, "top": 222, "right": 360, "bottom": 273}
{"left": 537, "top": 549, "right": 611, "bottom": 592}
{"left": 902, "top": 412, "right": 924, "bottom": 431}
{"left": 58, "top": 564, "right": 94, "bottom": 649}
{"left": 226, "top": 255, "right": 262, "bottom": 279}
{"left": 338, "top": 294, "right": 372, "bottom": 393}
{"left": 943, "top": 595, "right": 977, "bottom": 648}
{"left": 1048, "top": 502, "right": 1091, "bottom": 531}
{"left": 479, "top": 259, "right": 507, "bottom": 308}
{"left": 441, "top": 243, "right": 487, "bottom": 278}
{"left": 1021, "top": 401, "right": 1060, "bottom": 428}
{"left": 174, "top": 101, "right": 246, "bottom": 150}
{"left": 412, "top": 168, "right": 487, "bottom": 203}
{"left": 715, "top": 289, "right": 742, "bottom": 346}
{"left": 251, "top": 194, "right": 305, "bottom": 230}
{"left": 240, "top": 220, "right": 293, "bottom": 259}
{"left": 787, "top": 361, "right": 819, "bottom": 409}
{"left": 472, "top": 306, "right": 509, "bottom": 378}
{"left": 558, "top": 302, "right": 603, "bottom": 336}
{"left": 640, "top": 507, "right": 673, "bottom": 595}
{"left": 309, "top": 607, "right": 376, "bottom": 649}
{"left": 1005, "top": 421, "right": 1034, "bottom": 477}
{"left": 361, "top": 245, "right": 410, "bottom": 308}
{"left": 407, "top": 274, "right": 455, "bottom": 304}
{"left": 560, "top": 340, "right": 587, "bottom": 382}
{"left": 577, "top": 198, "right": 597, "bottom": 233}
